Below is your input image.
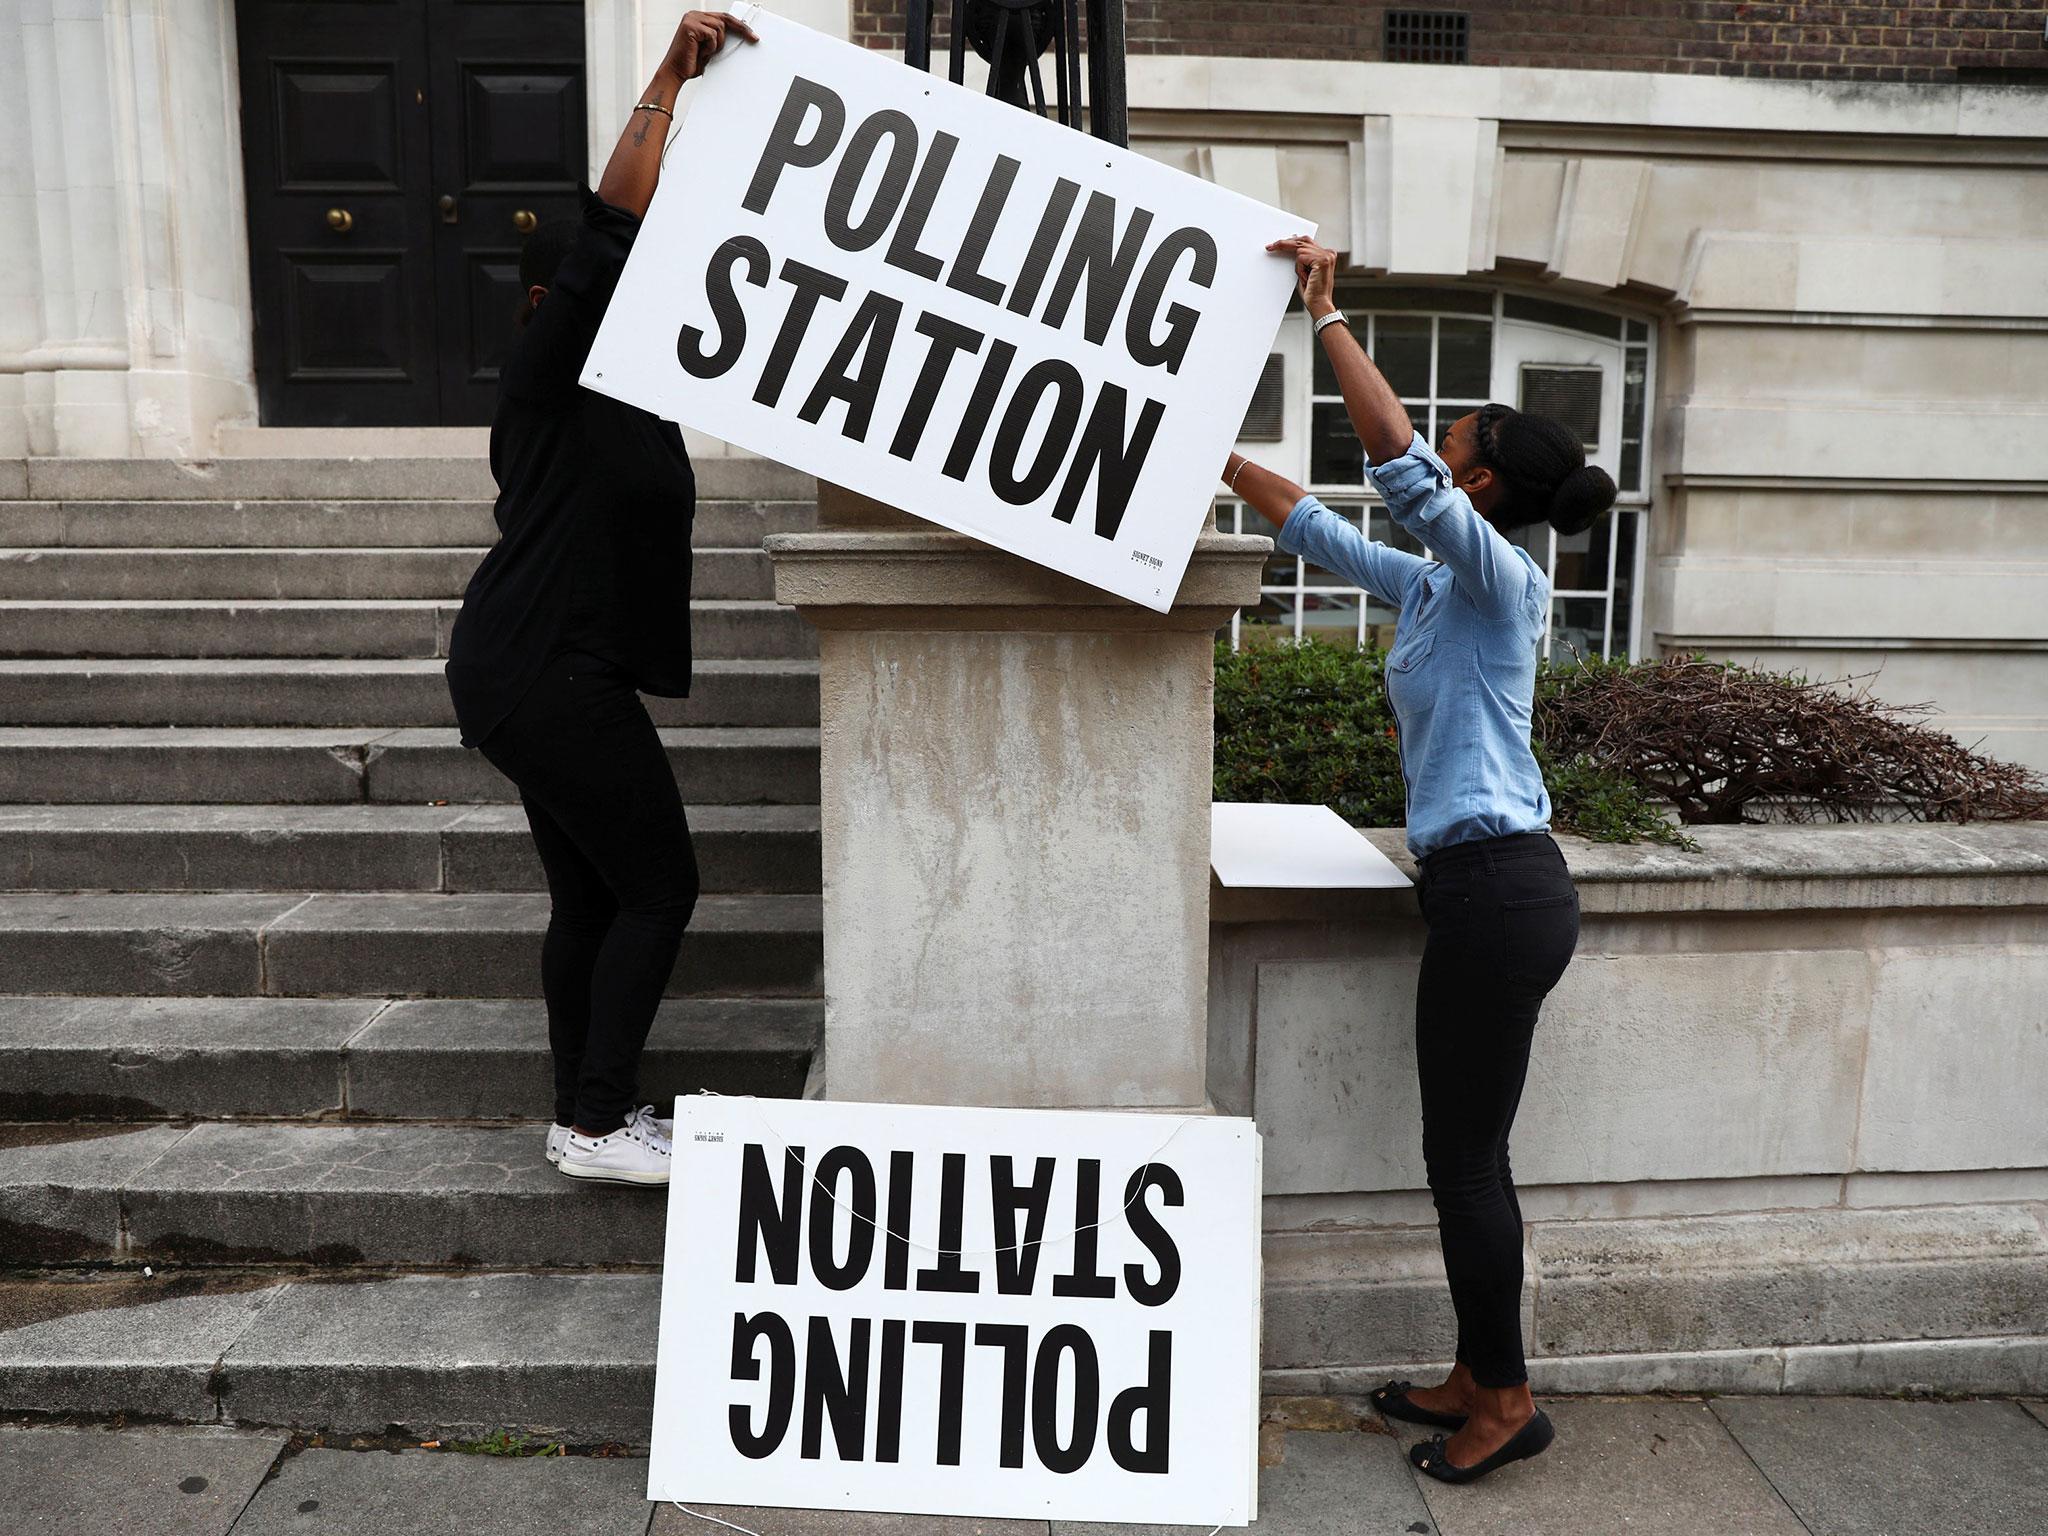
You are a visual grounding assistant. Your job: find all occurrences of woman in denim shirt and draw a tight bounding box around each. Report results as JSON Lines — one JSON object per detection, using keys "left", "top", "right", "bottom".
{"left": 1226, "top": 237, "right": 1616, "bottom": 1485}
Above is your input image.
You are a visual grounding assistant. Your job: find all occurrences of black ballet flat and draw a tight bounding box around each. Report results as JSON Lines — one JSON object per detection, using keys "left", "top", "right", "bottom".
{"left": 1369, "top": 1378, "right": 1468, "bottom": 1430}
{"left": 1410, "top": 1408, "right": 1555, "bottom": 1484}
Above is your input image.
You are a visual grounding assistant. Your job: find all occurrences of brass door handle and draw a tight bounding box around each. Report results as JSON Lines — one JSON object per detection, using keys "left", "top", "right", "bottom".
{"left": 326, "top": 208, "right": 354, "bottom": 233}
{"left": 513, "top": 209, "right": 537, "bottom": 233}
{"left": 437, "top": 194, "right": 458, "bottom": 224}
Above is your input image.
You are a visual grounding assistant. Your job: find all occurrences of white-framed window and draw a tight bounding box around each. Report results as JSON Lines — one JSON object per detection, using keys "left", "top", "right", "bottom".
{"left": 1221, "top": 285, "right": 1654, "bottom": 665}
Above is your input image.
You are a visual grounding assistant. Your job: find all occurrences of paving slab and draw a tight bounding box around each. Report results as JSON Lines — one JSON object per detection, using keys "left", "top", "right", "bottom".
{"left": 0, "top": 1276, "right": 285, "bottom": 1419}
{"left": 1051, "top": 1426, "right": 1434, "bottom": 1536}
{"left": 0, "top": 997, "right": 374, "bottom": 1119}
{"left": 217, "top": 1272, "right": 660, "bottom": 1442}
{"left": 228, "top": 1446, "right": 652, "bottom": 1536}
{"left": 2024, "top": 1398, "right": 2048, "bottom": 1430}
{"left": 0, "top": 1423, "right": 285, "bottom": 1535}
{"left": 1407, "top": 1398, "right": 1803, "bottom": 1536}
{"left": 346, "top": 997, "right": 817, "bottom": 1117}
{"left": 1713, "top": 1395, "right": 2048, "bottom": 1535}
{"left": 0, "top": 1123, "right": 192, "bottom": 1260}
{"left": 121, "top": 1122, "right": 668, "bottom": 1267}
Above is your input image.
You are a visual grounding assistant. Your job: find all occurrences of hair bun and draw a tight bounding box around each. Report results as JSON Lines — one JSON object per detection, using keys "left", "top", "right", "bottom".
{"left": 1548, "top": 464, "right": 1617, "bottom": 536}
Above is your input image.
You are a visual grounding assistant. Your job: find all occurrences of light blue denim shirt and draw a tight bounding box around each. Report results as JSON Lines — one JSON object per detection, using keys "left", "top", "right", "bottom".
{"left": 1275, "top": 431, "right": 1552, "bottom": 859}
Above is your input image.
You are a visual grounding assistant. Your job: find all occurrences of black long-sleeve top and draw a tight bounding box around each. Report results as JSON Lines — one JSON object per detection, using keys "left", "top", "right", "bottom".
{"left": 446, "top": 185, "right": 695, "bottom": 748}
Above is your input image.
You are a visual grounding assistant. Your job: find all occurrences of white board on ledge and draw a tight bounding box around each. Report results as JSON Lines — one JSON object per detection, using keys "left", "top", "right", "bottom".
{"left": 1210, "top": 803, "right": 1411, "bottom": 889}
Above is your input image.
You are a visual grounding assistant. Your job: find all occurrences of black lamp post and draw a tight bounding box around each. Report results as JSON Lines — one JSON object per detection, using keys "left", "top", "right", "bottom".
{"left": 901, "top": 0, "right": 1128, "bottom": 148}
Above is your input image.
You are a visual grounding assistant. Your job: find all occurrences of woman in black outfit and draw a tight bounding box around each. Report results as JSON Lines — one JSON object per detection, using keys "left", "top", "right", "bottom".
{"left": 446, "top": 10, "right": 757, "bottom": 1188}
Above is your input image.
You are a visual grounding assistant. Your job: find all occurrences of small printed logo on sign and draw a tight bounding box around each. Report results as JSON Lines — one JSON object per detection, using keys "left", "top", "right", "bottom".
{"left": 1129, "top": 549, "right": 1163, "bottom": 570}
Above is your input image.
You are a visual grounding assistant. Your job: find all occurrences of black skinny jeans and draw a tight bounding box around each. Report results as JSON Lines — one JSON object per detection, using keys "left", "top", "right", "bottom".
{"left": 476, "top": 650, "right": 699, "bottom": 1136}
{"left": 1413, "top": 831, "right": 1579, "bottom": 1389}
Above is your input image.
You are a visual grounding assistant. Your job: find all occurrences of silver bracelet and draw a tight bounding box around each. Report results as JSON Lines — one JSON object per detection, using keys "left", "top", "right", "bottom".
{"left": 1313, "top": 309, "right": 1348, "bottom": 336}
{"left": 1227, "top": 458, "right": 1250, "bottom": 492}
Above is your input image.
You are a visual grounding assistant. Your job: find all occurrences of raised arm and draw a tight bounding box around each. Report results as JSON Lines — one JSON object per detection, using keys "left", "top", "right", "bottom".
{"left": 1269, "top": 236, "right": 1542, "bottom": 620}
{"left": 598, "top": 11, "right": 758, "bottom": 218}
{"left": 1224, "top": 453, "right": 1427, "bottom": 611}
{"left": 507, "top": 12, "right": 755, "bottom": 398}
{"left": 1268, "top": 236, "right": 1411, "bottom": 464}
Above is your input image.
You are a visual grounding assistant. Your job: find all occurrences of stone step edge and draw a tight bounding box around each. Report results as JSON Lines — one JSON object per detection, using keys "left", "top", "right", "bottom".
{"left": 2, "top": 1266, "right": 2042, "bottom": 1444}
{"left": 0, "top": 544, "right": 776, "bottom": 555}
{"left": 0, "top": 658, "right": 818, "bottom": 674}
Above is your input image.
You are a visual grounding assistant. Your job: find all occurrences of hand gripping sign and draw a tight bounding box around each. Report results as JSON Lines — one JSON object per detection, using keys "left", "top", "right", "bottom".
{"left": 582, "top": 9, "right": 1310, "bottom": 611}
{"left": 648, "top": 1097, "right": 1263, "bottom": 1526}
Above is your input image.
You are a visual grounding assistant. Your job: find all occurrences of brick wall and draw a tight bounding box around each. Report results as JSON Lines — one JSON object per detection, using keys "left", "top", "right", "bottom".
{"left": 851, "top": 2, "right": 2046, "bottom": 84}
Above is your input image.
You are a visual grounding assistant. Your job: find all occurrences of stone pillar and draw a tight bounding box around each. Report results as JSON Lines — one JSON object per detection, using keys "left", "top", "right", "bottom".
{"left": 5, "top": 0, "right": 257, "bottom": 458}
{"left": 769, "top": 496, "right": 1267, "bottom": 1111}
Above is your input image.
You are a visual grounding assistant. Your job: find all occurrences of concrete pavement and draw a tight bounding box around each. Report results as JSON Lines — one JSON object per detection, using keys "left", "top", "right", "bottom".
{"left": 8, "top": 1395, "right": 2047, "bottom": 1536}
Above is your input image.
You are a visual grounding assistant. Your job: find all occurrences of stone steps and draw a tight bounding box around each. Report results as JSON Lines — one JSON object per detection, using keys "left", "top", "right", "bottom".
{"left": 0, "top": 450, "right": 827, "bottom": 1446}
{"left": 0, "top": 995, "right": 819, "bottom": 1121}
{"left": 0, "top": 726, "right": 821, "bottom": 804}
{"left": 0, "top": 598, "right": 815, "bottom": 660}
{"left": 0, "top": 496, "right": 815, "bottom": 549}
{"left": 0, "top": 1270, "right": 663, "bottom": 1441}
{"left": 0, "top": 546, "right": 771, "bottom": 601}
{"left": 0, "top": 891, "right": 823, "bottom": 998}
{"left": 0, "top": 803, "right": 821, "bottom": 894}
{"left": 5, "top": 1121, "right": 702, "bottom": 1268}
{"left": 0, "top": 658, "right": 820, "bottom": 728}
{"left": 7, "top": 455, "right": 813, "bottom": 504}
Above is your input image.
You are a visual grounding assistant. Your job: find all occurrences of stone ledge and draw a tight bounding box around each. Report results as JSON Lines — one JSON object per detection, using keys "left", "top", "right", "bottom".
{"left": 1213, "top": 822, "right": 2048, "bottom": 919}
{"left": 765, "top": 529, "right": 1270, "bottom": 631}
{"left": 1262, "top": 1201, "right": 2048, "bottom": 1388}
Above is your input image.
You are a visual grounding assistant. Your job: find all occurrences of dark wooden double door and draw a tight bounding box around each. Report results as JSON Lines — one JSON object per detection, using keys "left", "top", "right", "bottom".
{"left": 237, "top": 0, "right": 586, "bottom": 425}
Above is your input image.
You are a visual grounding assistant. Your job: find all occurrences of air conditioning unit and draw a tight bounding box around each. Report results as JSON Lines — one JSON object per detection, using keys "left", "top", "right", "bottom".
{"left": 1518, "top": 363, "right": 1602, "bottom": 449}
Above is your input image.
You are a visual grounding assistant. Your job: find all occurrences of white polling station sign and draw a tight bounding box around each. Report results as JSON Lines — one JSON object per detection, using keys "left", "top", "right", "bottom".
{"left": 647, "top": 1096, "right": 1263, "bottom": 1525}
{"left": 581, "top": 8, "right": 1310, "bottom": 612}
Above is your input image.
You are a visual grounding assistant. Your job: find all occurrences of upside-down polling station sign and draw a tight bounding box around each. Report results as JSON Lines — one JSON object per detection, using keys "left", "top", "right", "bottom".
{"left": 647, "top": 1097, "right": 1262, "bottom": 1525}
{"left": 582, "top": 8, "right": 1310, "bottom": 612}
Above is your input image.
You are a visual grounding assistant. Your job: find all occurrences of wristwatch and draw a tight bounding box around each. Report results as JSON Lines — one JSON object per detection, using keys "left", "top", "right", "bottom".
{"left": 1313, "top": 309, "right": 1349, "bottom": 336}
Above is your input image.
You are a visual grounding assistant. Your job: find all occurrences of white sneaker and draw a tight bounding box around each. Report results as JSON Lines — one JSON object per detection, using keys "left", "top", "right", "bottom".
{"left": 557, "top": 1118, "right": 672, "bottom": 1185}
{"left": 545, "top": 1124, "right": 571, "bottom": 1165}
{"left": 630, "top": 1103, "right": 674, "bottom": 1141}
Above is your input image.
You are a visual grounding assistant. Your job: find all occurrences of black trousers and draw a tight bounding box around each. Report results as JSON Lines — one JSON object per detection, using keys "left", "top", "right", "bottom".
{"left": 1413, "top": 831, "right": 1579, "bottom": 1389}
{"left": 476, "top": 650, "right": 699, "bottom": 1136}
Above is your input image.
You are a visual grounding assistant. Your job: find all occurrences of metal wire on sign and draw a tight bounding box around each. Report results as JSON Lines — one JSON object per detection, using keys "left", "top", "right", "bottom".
{"left": 697, "top": 1090, "right": 1210, "bottom": 1259}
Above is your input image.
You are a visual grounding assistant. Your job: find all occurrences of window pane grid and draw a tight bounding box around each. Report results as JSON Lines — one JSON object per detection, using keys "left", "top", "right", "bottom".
{"left": 1244, "top": 290, "right": 1653, "bottom": 662}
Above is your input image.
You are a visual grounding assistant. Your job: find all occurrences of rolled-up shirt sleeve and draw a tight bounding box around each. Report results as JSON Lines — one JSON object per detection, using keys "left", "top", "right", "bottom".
{"left": 1275, "top": 493, "right": 1428, "bottom": 610}
{"left": 501, "top": 184, "right": 643, "bottom": 400}
{"left": 1368, "top": 431, "right": 1540, "bottom": 620}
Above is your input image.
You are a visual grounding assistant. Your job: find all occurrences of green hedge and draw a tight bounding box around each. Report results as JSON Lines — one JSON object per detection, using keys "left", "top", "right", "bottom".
{"left": 1213, "top": 640, "right": 1688, "bottom": 847}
